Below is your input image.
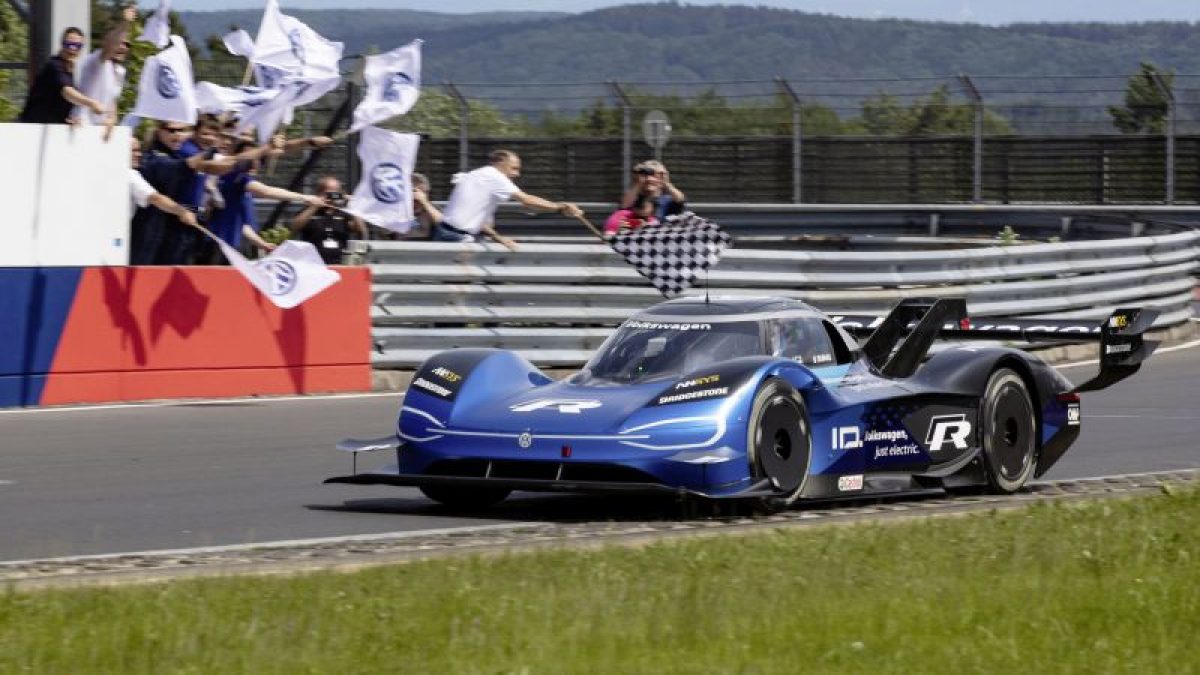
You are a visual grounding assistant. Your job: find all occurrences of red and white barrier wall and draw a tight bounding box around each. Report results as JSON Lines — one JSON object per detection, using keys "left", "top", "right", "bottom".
{"left": 0, "top": 267, "right": 372, "bottom": 407}
{"left": 1, "top": 125, "right": 373, "bottom": 407}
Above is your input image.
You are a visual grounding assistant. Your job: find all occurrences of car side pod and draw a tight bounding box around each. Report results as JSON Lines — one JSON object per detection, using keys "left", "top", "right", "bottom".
{"left": 334, "top": 436, "right": 403, "bottom": 475}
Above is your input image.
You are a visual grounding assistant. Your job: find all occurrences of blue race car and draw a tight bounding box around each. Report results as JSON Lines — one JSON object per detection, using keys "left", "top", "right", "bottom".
{"left": 328, "top": 297, "right": 1156, "bottom": 510}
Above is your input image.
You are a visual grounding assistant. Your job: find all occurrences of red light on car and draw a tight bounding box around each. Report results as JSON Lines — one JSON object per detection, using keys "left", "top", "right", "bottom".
{"left": 561, "top": 445, "right": 572, "bottom": 458}
{"left": 1056, "top": 392, "right": 1080, "bottom": 403}
{"left": 959, "top": 317, "right": 972, "bottom": 330}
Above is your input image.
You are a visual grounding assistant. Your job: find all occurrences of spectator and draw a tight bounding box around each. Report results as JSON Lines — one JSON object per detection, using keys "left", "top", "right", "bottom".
{"left": 621, "top": 160, "right": 686, "bottom": 221}
{"left": 75, "top": 5, "right": 136, "bottom": 129}
{"left": 434, "top": 149, "right": 583, "bottom": 251}
{"left": 404, "top": 172, "right": 443, "bottom": 239}
{"left": 18, "top": 27, "right": 107, "bottom": 124}
{"left": 128, "top": 136, "right": 197, "bottom": 230}
{"left": 603, "top": 194, "right": 659, "bottom": 237}
{"left": 203, "top": 135, "right": 323, "bottom": 263}
{"left": 289, "top": 176, "right": 368, "bottom": 264}
{"left": 132, "top": 120, "right": 274, "bottom": 265}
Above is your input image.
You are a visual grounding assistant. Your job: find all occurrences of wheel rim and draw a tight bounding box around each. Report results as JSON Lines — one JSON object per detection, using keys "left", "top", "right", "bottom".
{"left": 987, "top": 381, "right": 1035, "bottom": 483}
{"left": 755, "top": 395, "right": 808, "bottom": 493}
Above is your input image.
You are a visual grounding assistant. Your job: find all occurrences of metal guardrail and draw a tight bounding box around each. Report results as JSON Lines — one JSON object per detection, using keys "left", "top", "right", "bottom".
{"left": 357, "top": 206, "right": 1200, "bottom": 369}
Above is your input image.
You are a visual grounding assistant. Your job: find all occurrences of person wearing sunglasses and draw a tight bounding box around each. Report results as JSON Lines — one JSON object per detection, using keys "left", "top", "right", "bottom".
{"left": 76, "top": 5, "right": 137, "bottom": 128}
{"left": 18, "top": 27, "right": 107, "bottom": 125}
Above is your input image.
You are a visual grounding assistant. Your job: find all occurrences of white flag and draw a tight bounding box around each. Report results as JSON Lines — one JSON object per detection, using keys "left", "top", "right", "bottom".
{"left": 251, "top": 0, "right": 343, "bottom": 81}
{"left": 130, "top": 36, "right": 196, "bottom": 125}
{"left": 222, "top": 28, "right": 256, "bottom": 58}
{"left": 345, "top": 127, "right": 419, "bottom": 234}
{"left": 235, "top": 75, "right": 339, "bottom": 144}
{"left": 350, "top": 40, "right": 422, "bottom": 132}
{"left": 138, "top": 0, "right": 172, "bottom": 49}
{"left": 214, "top": 237, "right": 341, "bottom": 309}
{"left": 195, "top": 82, "right": 280, "bottom": 115}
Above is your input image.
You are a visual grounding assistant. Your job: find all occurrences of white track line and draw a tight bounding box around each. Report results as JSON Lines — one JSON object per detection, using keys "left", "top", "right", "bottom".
{"left": 0, "top": 522, "right": 549, "bottom": 567}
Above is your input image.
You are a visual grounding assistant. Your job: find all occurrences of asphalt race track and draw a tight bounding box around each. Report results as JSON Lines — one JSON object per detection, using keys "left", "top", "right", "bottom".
{"left": 1, "top": 343, "right": 1198, "bottom": 562}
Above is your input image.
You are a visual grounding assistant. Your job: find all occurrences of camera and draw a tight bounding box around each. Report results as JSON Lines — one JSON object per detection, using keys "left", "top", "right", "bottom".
{"left": 324, "top": 191, "right": 347, "bottom": 206}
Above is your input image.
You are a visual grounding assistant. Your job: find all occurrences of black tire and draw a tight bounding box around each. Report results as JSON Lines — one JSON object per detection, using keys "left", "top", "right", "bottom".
{"left": 980, "top": 368, "right": 1038, "bottom": 494}
{"left": 746, "top": 378, "right": 812, "bottom": 510}
{"left": 419, "top": 484, "right": 511, "bottom": 509}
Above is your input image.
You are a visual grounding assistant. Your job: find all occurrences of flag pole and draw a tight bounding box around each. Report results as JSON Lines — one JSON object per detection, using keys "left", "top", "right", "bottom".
{"left": 572, "top": 213, "right": 605, "bottom": 241}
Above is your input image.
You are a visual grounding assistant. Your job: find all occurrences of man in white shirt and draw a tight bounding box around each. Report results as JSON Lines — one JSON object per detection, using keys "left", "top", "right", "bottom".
{"left": 434, "top": 149, "right": 583, "bottom": 250}
{"left": 75, "top": 5, "right": 136, "bottom": 129}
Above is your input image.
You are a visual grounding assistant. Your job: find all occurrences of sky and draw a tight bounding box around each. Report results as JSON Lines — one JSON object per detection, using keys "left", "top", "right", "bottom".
{"left": 156, "top": 0, "right": 1200, "bottom": 25}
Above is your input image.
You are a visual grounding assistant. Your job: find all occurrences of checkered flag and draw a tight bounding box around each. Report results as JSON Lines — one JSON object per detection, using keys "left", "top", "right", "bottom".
{"left": 609, "top": 212, "right": 732, "bottom": 297}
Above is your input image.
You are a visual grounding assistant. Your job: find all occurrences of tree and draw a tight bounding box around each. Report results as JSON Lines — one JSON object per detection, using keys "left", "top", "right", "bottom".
{"left": 0, "top": 1, "right": 29, "bottom": 121}
{"left": 1109, "top": 62, "right": 1172, "bottom": 134}
{"left": 851, "top": 85, "right": 1011, "bottom": 136}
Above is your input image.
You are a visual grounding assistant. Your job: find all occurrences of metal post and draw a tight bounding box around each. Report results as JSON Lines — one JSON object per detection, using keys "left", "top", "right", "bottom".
{"left": 445, "top": 82, "right": 470, "bottom": 172}
{"left": 957, "top": 74, "right": 984, "bottom": 204}
{"left": 776, "top": 77, "right": 803, "bottom": 204}
{"left": 1150, "top": 70, "right": 1175, "bottom": 204}
{"left": 610, "top": 81, "right": 633, "bottom": 193}
{"left": 346, "top": 81, "right": 361, "bottom": 190}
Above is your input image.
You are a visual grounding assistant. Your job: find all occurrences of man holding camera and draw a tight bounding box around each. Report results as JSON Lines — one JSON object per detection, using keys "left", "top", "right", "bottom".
{"left": 620, "top": 160, "right": 686, "bottom": 221}
{"left": 290, "top": 176, "right": 368, "bottom": 264}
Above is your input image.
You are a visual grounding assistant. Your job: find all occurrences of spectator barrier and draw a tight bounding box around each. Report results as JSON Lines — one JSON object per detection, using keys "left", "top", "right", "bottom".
{"left": 361, "top": 223, "right": 1200, "bottom": 369}
{"left": 0, "top": 266, "right": 372, "bottom": 407}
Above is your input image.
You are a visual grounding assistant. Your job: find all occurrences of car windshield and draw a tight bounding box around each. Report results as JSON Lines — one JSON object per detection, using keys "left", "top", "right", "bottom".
{"left": 579, "top": 320, "right": 764, "bottom": 384}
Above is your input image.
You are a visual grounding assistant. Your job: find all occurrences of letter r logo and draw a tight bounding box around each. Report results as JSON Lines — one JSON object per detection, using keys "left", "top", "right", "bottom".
{"left": 926, "top": 414, "right": 972, "bottom": 451}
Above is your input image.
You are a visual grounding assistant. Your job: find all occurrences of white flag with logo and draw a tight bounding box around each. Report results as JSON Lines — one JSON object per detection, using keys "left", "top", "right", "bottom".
{"left": 236, "top": 75, "right": 339, "bottom": 144}
{"left": 138, "top": 0, "right": 172, "bottom": 48}
{"left": 345, "top": 126, "right": 419, "bottom": 234}
{"left": 251, "top": 0, "right": 343, "bottom": 81}
{"left": 130, "top": 36, "right": 196, "bottom": 125}
{"left": 195, "top": 81, "right": 279, "bottom": 115}
{"left": 222, "top": 28, "right": 256, "bottom": 58}
{"left": 213, "top": 237, "right": 341, "bottom": 309}
{"left": 350, "top": 40, "right": 422, "bottom": 132}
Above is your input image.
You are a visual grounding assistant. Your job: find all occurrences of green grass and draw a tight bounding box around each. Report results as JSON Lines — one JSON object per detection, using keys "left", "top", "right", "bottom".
{"left": 3, "top": 488, "right": 1199, "bottom": 674}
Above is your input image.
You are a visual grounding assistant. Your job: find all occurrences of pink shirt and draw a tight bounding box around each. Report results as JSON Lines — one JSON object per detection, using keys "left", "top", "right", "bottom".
{"left": 604, "top": 208, "right": 658, "bottom": 235}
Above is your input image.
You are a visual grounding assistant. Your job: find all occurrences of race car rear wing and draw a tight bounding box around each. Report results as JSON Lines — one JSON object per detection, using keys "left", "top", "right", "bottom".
{"left": 832, "top": 298, "right": 1159, "bottom": 391}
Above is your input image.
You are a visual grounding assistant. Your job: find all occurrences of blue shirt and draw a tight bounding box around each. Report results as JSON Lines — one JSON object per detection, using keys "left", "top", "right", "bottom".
{"left": 207, "top": 172, "right": 256, "bottom": 247}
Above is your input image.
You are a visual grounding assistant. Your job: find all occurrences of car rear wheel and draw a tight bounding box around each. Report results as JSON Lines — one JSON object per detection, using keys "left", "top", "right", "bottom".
{"left": 981, "top": 368, "right": 1038, "bottom": 494}
{"left": 419, "top": 484, "right": 511, "bottom": 509}
{"left": 747, "top": 378, "right": 811, "bottom": 511}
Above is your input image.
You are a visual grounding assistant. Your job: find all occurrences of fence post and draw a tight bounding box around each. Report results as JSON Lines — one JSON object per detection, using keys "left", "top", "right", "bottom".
{"left": 445, "top": 81, "right": 470, "bottom": 172}
{"left": 1150, "top": 70, "right": 1175, "bottom": 204}
{"left": 776, "top": 77, "right": 803, "bottom": 204}
{"left": 609, "top": 81, "right": 633, "bottom": 194}
{"left": 957, "top": 74, "right": 984, "bottom": 204}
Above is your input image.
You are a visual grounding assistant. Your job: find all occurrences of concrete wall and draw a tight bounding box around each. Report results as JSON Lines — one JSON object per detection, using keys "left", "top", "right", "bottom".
{"left": 0, "top": 266, "right": 373, "bottom": 407}
{"left": 0, "top": 124, "right": 130, "bottom": 267}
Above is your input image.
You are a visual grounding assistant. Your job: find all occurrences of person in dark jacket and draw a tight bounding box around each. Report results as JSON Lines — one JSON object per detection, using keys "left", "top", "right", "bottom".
{"left": 19, "top": 27, "right": 107, "bottom": 124}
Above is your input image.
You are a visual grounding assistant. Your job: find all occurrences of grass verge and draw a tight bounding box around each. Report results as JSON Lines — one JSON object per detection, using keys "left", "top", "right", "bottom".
{"left": 2, "top": 487, "right": 1199, "bottom": 674}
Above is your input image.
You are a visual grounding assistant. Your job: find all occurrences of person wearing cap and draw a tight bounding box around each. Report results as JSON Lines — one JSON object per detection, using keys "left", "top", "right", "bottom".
{"left": 19, "top": 27, "right": 107, "bottom": 124}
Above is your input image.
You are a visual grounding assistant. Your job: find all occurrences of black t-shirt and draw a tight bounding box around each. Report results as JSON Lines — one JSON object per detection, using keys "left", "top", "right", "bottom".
{"left": 299, "top": 210, "right": 353, "bottom": 264}
{"left": 19, "top": 56, "right": 76, "bottom": 124}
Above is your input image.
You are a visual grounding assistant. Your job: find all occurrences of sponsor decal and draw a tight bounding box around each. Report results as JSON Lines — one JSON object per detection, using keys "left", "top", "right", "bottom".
{"left": 510, "top": 399, "right": 603, "bottom": 414}
{"left": 412, "top": 377, "right": 451, "bottom": 398}
{"left": 837, "top": 474, "right": 864, "bottom": 492}
{"left": 837, "top": 375, "right": 893, "bottom": 391}
{"left": 675, "top": 375, "right": 720, "bottom": 390}
{"left": 431, "top": 366, "right": 462, "bottom": 383}
{"left": 873, "top": 443, "right": 921, "bottom": 459}
{"left": 1109, "top": 314, "right": 1129, "bottom": 329}
{"left": 1067, "top": 404, "right": 1081, "bottom": 426}
{"left": 625, "top": 321, "right": 712, "bottom": 331}
{"left": 807, "top": 353, "right": 834, "bottom": 365}
{"left": 864, "top": 429, "right": 908, "bottom": 442}
{"left": 832, "top": 426, "right": 863, "bottom": 451}
{"left": 926, "top": 414, "right": 973, "bottom": 452}
{"left": 656, "top": 386, "right": 729, "bottom": 406}
{"left": 517, "top": 431, "right": 533, "bottom": 448}
{"left": 1105, "top": 343, "right": 1133, "bottom": 355}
